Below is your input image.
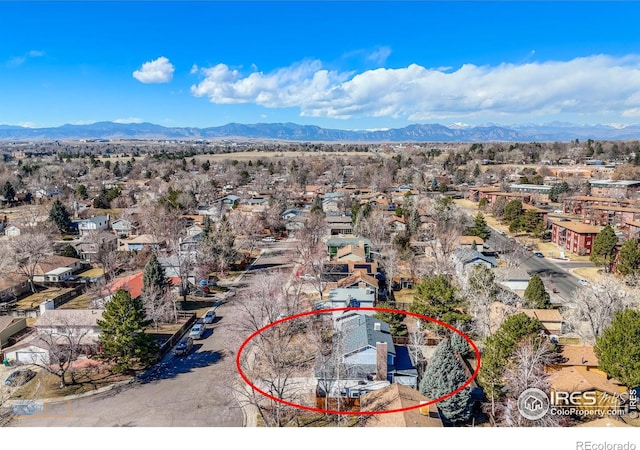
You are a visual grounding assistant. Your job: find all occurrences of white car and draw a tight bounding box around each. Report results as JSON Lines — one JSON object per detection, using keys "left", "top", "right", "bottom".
{"left": 578, "top": 279, "right": 589, "bottom": 286}
{"left": 189, "top": 323, "right": 206, "bottom": 339}
{"left": 261, "top": 236, "right": 276, "bottom": 242}
{"left": 203, "top": 308, "right": 217, "bottom": 324}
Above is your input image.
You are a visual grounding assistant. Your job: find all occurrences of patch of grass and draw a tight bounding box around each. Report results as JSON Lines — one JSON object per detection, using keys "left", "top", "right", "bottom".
{"left": 58, "top": 293, "right": 92, "bottom": 309}
{"left": 572, "top": 267, "right": 604, "bottom": 283}
{"left": 10, "top": 365, "right": 131, "bottom": 400}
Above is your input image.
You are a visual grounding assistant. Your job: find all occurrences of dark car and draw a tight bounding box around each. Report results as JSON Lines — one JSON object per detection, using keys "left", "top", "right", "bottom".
{"left": 174, "top": 337, "right": 194, "bottom": 356}
{"left": 534, "top": 252, "right": 544, "bottom": 258}
{"left": 5, "top": 368, "right": 36, "bottom": 387}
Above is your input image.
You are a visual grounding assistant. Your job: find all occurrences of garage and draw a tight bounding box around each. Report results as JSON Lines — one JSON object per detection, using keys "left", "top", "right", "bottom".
{"left": 16, "top": 351, "right": 45, "bottom": 365}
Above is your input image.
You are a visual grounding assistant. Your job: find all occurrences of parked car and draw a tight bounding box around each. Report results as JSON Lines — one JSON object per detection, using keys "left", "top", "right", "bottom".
{"left": 5, "top": 368, "right": 36, "bottom": 387}
{"left": 579, "top": 279, "right": 589, "bottom": 286}
{"left": 189, "top": 323, "right": 206, "bottom": 339}
{"left": 534, "top": 252, "right": 544, "bottom": 258}
{"left": 203, "top": 308, "right": 217, "bottom": 324}
{"left": 174, "top": 337, "right": 193, "bottom": 356}
{"left": 497, "top": 230, "right": 506, "bottom": 235}
{"left": 261, "top": 236, "right": 276, "bottom": 242}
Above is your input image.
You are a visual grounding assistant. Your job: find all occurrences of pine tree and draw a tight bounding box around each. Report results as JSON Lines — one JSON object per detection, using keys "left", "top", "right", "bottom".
{"left": 2, "top": 181, "right": 15, "bottom": 203}
{"left": 143, "top": 253, "right": 170, "bottom": 296}
{"left": 523, "top": 274, "right": 551, "bottom": 309}
{"left": 451, "top": 331, "right": 470, "bottom": 356}
{"left": 590, "top": 225, "right": 618, "bottom": 271}
{"left": 468, "top": 212, "right": 491, "bottom": 240}
{"left": 410, "top": 275, "right": 470, "bottom": 326}
{"left": 616, "top": 238, "right": 640, "bottom": 277}
{"left": 595, "top": 309, "right": 640, "bottom": 387}
{"left": 420, "top": 338, "right": 472, "bottom": 424}
{"left": 49, "top": 199, "right": 73, "bottom": 234}
{"left": 97, "top": 289, "right": 158, "bottom": 372}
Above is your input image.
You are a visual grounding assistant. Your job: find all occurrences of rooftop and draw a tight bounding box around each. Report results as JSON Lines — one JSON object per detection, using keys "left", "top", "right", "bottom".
{"left": 550, "top": 220, "right": 602, "bottom": 234}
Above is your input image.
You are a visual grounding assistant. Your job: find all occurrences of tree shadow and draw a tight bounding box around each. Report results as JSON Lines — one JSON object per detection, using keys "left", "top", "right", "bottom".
{"left": 136, "top": 349, "right": 225, "bottom": 384}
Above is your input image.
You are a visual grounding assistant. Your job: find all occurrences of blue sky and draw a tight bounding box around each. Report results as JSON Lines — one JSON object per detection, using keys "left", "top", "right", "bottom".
{"left": 3, "top": 1, "right": 640, "bottom": 129}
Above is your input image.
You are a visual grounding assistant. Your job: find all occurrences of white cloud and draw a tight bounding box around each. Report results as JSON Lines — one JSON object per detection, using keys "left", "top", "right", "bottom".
{"left": 366, "top": 46, "right": 392, "bottom": 65}
{"left": 5, "top": 50, "right": 44, "bottom": 68}
{"left": 133, "top": 56, "right": 175, "bottom": 84}
{"left": 113, "top": 117, "right": 144, "bottom": 124}
{"left": 191, "top": 54, "right": 640, "bottom": 122}
{"left": 190, "top": 64, "right": 198, "bottom": 75}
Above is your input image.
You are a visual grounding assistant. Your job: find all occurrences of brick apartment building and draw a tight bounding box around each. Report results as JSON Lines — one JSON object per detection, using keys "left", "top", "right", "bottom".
{"left": 551, "top": 220, "right": 602, "bottom": 256}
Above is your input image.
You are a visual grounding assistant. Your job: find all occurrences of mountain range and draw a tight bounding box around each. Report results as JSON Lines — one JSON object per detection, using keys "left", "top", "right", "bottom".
{"left": 3, "top": 121, "right": 640, "bottom": 142}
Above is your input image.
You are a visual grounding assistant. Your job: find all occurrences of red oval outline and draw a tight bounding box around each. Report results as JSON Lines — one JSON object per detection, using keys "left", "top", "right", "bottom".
{"left": 236, "top": 307, "right": 481, "bottom": 416}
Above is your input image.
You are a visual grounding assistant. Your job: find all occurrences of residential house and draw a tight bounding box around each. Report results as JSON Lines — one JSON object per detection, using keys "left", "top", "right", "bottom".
{"left": 118, "top": 234, "right": 162, "bottom": 252}
{"left": 221, "top": 195, "right": 240, "bottom": 207}
{"left": 326, "top": 215, "right": 354, "bottom": 235}
{"left": 315, "top": 287, "right": 376, "bottom": 318}
{"left": 74, "top": 232, "right": 118, "bottom": 263}
{"left": 282, "top": 208, "right": 303, "bottom": 221}
{"left": 111, "top": 218, "right": 138, "bottom": 237}
{"left": 550, "top": 220, "right": 602, "bottom": 256}
{"left": 451, "top": 248, "right": 497, "bottom": 275}
{"left": 521, "top": 309, "right": 563, "bottom": 336}
{"left": 323, "top": 260, "right": 379, "bottom": 282}
{"left": 334, "top": 244, "right": 367, "bottom": 262}
{"left": 98, "top": 272, "right": 144, "bottom": 305}
{"left": 3, "top": 309, "right": 104, "bottom": 364}
{"left": 0, "top": 316, "right": 27, "bottom": 351}
{"left": 178, "top": 232, "right": 203, "bottom": 257}
{"left": 359, "top": 383, "right": 443, "bottom": 427}
{"left": 34, "top": 256, "right": 85, "bottom": 278}
{"left": 325, "top": 271, "right": 381, "bottom": 299}
{"left": 4, "top": 225, "right": 21, "bottom": 237}
{"left": 327, "top": 237, "right": 371, "bottom": 259}
{"left": 457, "top": 236, "right": 485, "bottom": 252}
{"left": 548, "top": 366, "right": 626, "bottom": 417}
{"left": 0, "top": 273, "right": 30, "bottom": 302}
{"left": 77, "top": 215, "right": 110, "bottom": 235}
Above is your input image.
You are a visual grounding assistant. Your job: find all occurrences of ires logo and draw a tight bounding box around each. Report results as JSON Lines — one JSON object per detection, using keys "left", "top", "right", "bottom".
{"left": 550, "top": 391, "right": 598, "bottom": 406}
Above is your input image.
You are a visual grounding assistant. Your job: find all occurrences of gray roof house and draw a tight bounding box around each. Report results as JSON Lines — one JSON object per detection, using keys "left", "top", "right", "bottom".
{"left": 451, "top": 248, "right": 497, "bottom": 275}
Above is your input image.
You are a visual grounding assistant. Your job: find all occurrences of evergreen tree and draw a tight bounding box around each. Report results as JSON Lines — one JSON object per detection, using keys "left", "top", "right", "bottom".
{"left": 478, "top": 313, "right": 541, "bottom": 415}
{"left": 59, "top": 244, "right": 79, "bottom": 259}
{"left": 420, "top": 338, "right": 472, "bottom": 424}
{"left": 49, "top": 199, "right": 73, "bottom": 234}
{"left": 523, "top": 274, "right": 551, "bottom": 309}
{"left": 451, "top": 331, "right": 470, "bottom": 356}
{"left": 595, "top": 309, "right": 640, "bottom": 387}
{"left": 467, "top": 212, "right": 491, "bottom": 241}
{"left": 373, "top": 303, "right": 408, "bottom": 337}
{"left": 616, "top": 238, "right": 640, "bottom": 277}
{"left": 143, "top": 253, "right": 170, "bottom": 296}
{"left": 491, "top": 196, "right": 507, "bottom": 220}
{"left": 97, "top": 289, "right": 158, "bottom": 372}
{"left": 76, "top": 184, "right": 88, "bottom": 200}
{"left": 2, "top": 181, "right": 15, "bottom": 203}
{"left": 410, "top": 275, "right": 470, "bottom": 326}
{"left": 590, "top": 225, "right": 618, "bottom": 271}
{"left": 503, "top": 200, "right": 523, "bottom": 222}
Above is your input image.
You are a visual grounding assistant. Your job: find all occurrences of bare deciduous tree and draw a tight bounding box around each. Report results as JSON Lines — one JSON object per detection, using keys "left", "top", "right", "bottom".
{"left": 26, "top": 313, "right": 94, "bottom": 388}
{"left": 0, "top": 231, "right": 54, "bottom": 292}
{"left": 560, "top": 276, "right": 632, "bottom": 344}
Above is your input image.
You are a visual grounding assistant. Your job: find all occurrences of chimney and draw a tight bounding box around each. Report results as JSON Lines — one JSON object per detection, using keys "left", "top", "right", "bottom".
{"left": 39, "top": 299, "right": 55, "bottom": 315}
{"left": 375, "top": 341, "right": 388, "bottom": 381}
{"left": 374, "top": 322, "right": 381, "bottom": 332}
{"left": 419, "top": 400, "right": 431, "bottom": 416}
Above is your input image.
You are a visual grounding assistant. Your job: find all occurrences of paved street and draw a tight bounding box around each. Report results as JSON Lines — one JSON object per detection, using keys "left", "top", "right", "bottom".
{"left": 485, "top": 230, "right": 588, "bottom": 302}
{"left": 8, "top": 238, "right": 300, "bottom": 427}
{"left": 9, "top": 296, "right": 244, "bottom": 426}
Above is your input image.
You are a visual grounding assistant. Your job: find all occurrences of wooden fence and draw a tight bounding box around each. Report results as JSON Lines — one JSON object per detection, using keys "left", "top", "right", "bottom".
{"left": 157, "top": 312, "right": 197, "bottom": 358}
